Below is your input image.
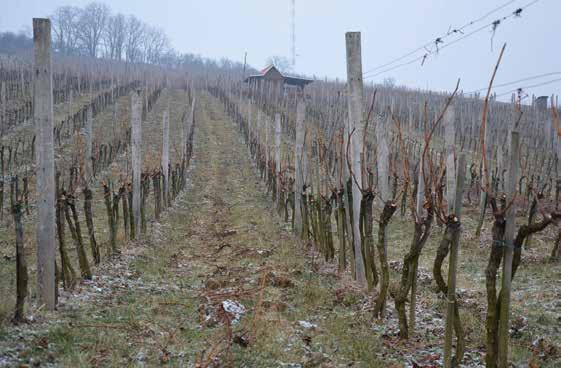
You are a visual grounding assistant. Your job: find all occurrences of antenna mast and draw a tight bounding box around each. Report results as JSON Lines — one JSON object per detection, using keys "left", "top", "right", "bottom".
{"left": 290, "top": 0, "right": 296, "bottom": 70}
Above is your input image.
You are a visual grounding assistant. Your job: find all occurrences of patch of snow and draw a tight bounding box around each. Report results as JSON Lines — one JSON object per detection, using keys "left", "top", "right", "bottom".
{"left": 298, "top": 320, "right": 318, "bottom": 329}
{"left": 222, "top": 299, "right": 246, "bottom": 324}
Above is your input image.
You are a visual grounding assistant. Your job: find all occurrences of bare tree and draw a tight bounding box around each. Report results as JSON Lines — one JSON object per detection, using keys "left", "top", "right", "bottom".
{"left": 125, "top": 15, "right": 145, "bottom": 63}
{"left": 51, "top": 6, "right": 81, "bottom": 55}
{"left": 265, "top": 55, "right": 292, "bottom": 74}
{"left": 142, "top": 26, "right": 169, "bottom": 64}
{"left": 103, "top": 13, "right": 126, "bottom": 60}
{"left": 76, "top": 2, "right": 110, "bottom": 58}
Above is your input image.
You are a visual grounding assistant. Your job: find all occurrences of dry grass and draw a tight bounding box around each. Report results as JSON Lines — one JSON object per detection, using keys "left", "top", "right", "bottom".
{"left": 0, "top": 92, "right": 560, "bottom": 367}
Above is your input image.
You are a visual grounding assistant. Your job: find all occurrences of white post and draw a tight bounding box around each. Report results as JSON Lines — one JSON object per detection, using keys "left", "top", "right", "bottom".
{"left": 33, "top": 18, "right": 56, "bottom": 310}
{"left": 345, "top": 31, "right": 366, "bottom": 286}
{"left": 131, "top": 89, "right": 142, "bottom": 240}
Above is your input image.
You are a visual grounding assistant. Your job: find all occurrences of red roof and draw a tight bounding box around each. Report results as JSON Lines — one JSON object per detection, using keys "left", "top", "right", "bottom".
{"left": 260, "top": 65, "right": 277, "bottom": 75}
{"left": 245, "top": 64, "right": 314, "bottom": 87}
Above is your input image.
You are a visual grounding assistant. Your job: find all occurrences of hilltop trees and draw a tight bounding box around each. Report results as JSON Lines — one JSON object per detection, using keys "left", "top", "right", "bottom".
{"left": 50, "top": 2, "right": 168, "bottom": 64}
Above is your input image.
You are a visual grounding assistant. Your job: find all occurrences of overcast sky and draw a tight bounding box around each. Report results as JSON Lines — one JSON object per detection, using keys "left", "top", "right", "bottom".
{"left": 2, "top": 0, "right": 560, "bottom": 101}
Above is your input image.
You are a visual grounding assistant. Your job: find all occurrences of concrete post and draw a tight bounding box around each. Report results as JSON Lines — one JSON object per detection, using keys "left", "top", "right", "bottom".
{"left": 33, "top": 18, "right": 56, "bottom": 310}
{"left": 345, "top": 32, "right": 366, "bottom": 287}
{"left": 294, "top": 96, "right": 306, "bottom": 235}
{"left": 131, "top": 89, "right": 142, "bottom": 240}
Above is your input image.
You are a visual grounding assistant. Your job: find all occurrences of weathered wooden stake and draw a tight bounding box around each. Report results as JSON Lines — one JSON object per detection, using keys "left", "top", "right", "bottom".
{"left": 444, "top": 153, "right": 466, "bottom": 368}
{"left": 1, "top": 82, "right": 5, "bottom": 136}
{"left": 345, "top": 31, "right": 367, "bottom": 287}
{"left": 410, "top": 153, "right": 426, "bottom": 333}
{"left": 33, "top": 18, "right": 56, "bottom": 310}
{"left": 247, "top": 99, "right": 253, "bottom": 155}
{"left": 84, "top": 104, "right": 93, "bottom": 176}
{"left": 162, "top": 108, "right": 170, "bottom": 206}
{"left": 374, "top": 116, "right": 391, "bottom": 315}
{"left": 265, "top": 113, "right": 270, "bottom": 183}
{"left": 275, "top": 113, "right": 281, "bottom": 207}
{"left": 131, "top": 90, "right": 142, "bottom": 240}
{"left": 182, "top": 94, "right": 196, "bottom": 188}
{"left": 497, "top": 131, "right": 520, "bottom": 368}
{"left": 294, "top": 95, "right": 306, "bottom": 236}
{"left": 11, "top": 177, "right": 28, "bottom": 323}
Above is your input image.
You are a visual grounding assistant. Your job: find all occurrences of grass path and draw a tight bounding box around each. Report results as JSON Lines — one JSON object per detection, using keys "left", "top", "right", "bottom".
{"left": 0, "top": 93, "right": 381, "bottom": 367}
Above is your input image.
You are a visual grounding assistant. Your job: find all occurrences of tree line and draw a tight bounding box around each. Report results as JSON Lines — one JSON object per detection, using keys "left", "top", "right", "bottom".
{"left": 0, "top": 2, "right": 250, "bottom": 76}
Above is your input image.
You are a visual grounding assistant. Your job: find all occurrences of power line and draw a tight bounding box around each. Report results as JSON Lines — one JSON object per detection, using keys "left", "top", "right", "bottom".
{"left": 456, "top": 0, "right": 518, "bottom": 31}
{"left": 364, "top": 21, "right": 494, "bottom": 80}
{"left": 364, "top": 20, "right": 495, "bottom": 80}
{"left": 495, "top": 77, "right": 561, "bottom": 98}
{"left": 363, "top": 0, "right": 541, "bottom": 80}
{"left": 362, "top": 0, "right": 520, "bottom": 75}
{"left": 465, "top": 71, "right": 561, "bottom": 94}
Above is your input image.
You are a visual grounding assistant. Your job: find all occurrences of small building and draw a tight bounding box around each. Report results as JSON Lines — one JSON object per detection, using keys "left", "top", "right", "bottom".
{"left": 535, "top": 95, "right": 548, "bottom": 110}
{"left": 244, "top": 65, "right": 313, "bottom": 89}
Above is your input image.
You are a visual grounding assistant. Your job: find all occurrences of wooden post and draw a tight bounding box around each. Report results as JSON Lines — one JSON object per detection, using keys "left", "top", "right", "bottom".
{"left": 1, "top": 82, "right": 5, "bottom": 136}
{"left": 265, "top": 113, "right": 270, "bottom": 183}
{"left": 161, "top": 107, "right": 170, "bottom": 206}
{"left": 444, "top": 153, "right": 466, "bottom": 368}
{"left": 377, "top": 116, "right": 390, "bottom": 202}
{"left": 410, "top": 150, "right": 426, "bottom": 333}
{"left": 445, "top": 107, "right": 456, "bottom": 212}
{"left": 345, "top": 31, "right": 366, "bottom": 287}
{"left": 275, "top": 113, "right": 281, "bottom": 206}
{"left": 256, "top": 108, "right": 262, "bottom": 162}
{"left": 247, "top": 99, "right": 252, "bottom": 154}
{"left": 85, "top": 105, "right": 93, "bottom": 178}
{"left": 184, "top": 95, "right": 196, "bottom": 161}
{"left": 376, "top": 116, "right": 390, "bottom": 311}
{"left": 112, "top": 77, "right": 118, "bottom": 145}
{"left": 476, "top": 110, "right": 491, "bottom": 237}
{"left": 294, "top": 95, "right": 306, "bottom": 235}
{"left": 182, "top": 93, "right": 195, "bottom": 188}
{"left": 33, "top": 18, "right": 56, "bottom": 310}
{"left": 131, "top": 90, "right": 142, "bottom": 240}
{"left": 498, "top": 131, "right": 520, "bottom": 368}
{"left": 343, "top": 115, "right": 355, "bottom": 276}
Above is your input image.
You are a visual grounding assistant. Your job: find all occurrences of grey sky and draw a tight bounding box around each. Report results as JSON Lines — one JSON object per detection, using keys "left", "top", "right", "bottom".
{"left": 2, "top": 0, "right": 559, "bottom": 101}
